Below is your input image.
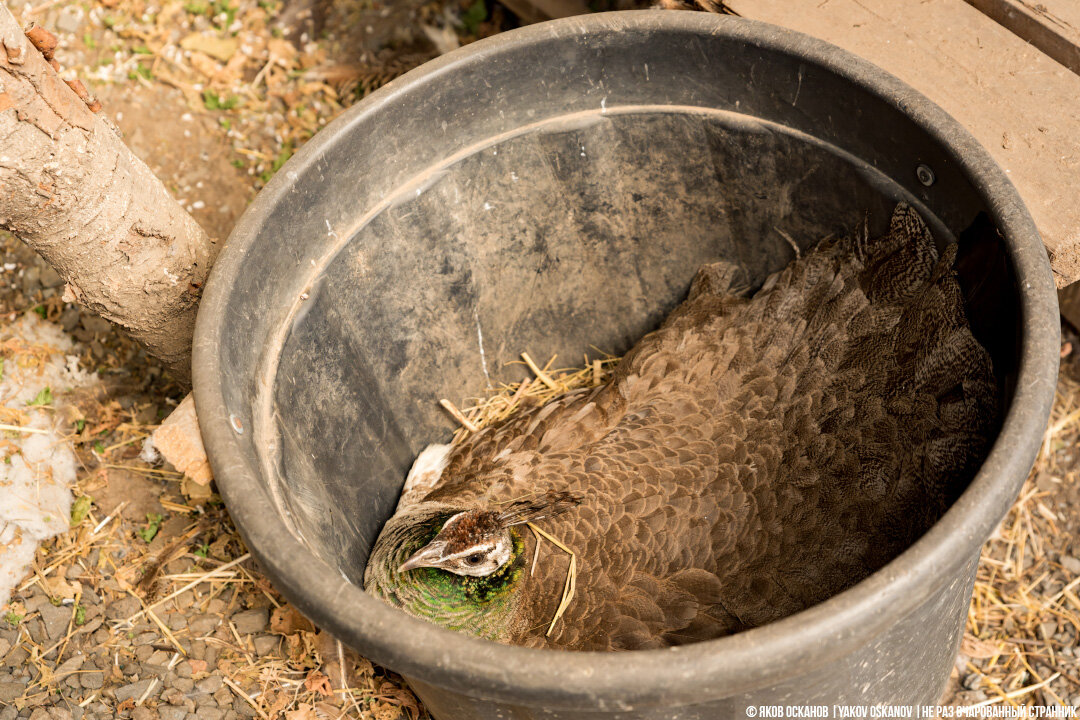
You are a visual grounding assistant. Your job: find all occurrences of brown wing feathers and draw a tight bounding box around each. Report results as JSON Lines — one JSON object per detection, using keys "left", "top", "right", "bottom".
{"left": 410, "top": 205, "right": 997, "bottom": 650}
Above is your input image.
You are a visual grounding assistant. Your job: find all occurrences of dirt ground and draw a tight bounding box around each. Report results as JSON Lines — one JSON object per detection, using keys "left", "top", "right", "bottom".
{"left": 1, "top": 0, "right": 1080, "bottom": 717}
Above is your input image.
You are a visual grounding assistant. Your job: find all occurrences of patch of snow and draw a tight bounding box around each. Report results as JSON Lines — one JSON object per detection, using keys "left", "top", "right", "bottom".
{"left": 139, "top": 436, "right": 162, "bottom": 465}
{"left": 0, "top": 313, "right": 95, "bottom": 607}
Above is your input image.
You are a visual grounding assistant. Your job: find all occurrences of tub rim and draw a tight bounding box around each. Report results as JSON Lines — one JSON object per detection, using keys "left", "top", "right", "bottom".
{"left": 191, "top": 10, "right": 1059, "bottom": 709}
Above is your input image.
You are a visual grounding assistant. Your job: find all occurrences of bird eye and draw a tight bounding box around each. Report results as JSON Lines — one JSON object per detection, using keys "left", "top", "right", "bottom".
{"left": 466, "top": 553, "right": 483, "bottom": 565}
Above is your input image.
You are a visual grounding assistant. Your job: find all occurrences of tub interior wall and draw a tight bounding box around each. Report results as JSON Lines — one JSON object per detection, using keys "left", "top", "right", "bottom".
{"left": 267, "top": 110, "right": 1020, "bottom": 581}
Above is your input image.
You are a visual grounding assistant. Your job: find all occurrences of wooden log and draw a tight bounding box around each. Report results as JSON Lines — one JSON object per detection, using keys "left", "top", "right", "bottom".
{"left": 963, "top": 0, "right": 1080, "bottom": 76}
{"left": 725, "top": 0, "right": 1080, "bottom": 287}
{"left": 0, "top": 4, "right": 216, "bottom": 380}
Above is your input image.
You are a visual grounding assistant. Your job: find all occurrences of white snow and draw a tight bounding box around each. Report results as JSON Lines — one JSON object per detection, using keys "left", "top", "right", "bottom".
{"left": 0, "top": 314, "right": 95, "bottom": 607}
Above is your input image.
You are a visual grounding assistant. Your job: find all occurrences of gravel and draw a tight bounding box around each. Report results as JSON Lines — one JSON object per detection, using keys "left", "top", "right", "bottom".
{"left": 195, "top": 675, "right": 222, "bottom": 694}
{"left": 228, "top": 609, "right": 267, "bottom": 636}
{"left": 38, "top": 606, "right": 72, "bottom": 642}
{"left": 80, "top": 672, "right": 104, "bottom": 690}
{"left": 0, "top": 681, "right": 25, "bottom": 702}
{"left": 114, "top": 678, "right": 158, "bottom": 703}
{"left": 158, "top": 708, "right": 188, "bottom": 720}
{"left": 251, "top": 635, "right": 277, "bottom": 656}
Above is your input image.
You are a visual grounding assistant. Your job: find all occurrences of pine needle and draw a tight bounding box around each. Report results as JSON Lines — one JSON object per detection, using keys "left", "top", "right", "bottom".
{"left": 527, "top": 522, "right": 576, "bottom": 637}
{"left": 521, "top": 352, "right": 558, "bottom": 391}
{"left": 437, "top": 399, "right": 478, "bottom": 433}
{"left": 0, "top": 423, "right": 49, "bottom": 434}
{"left": 438, "top": 351, "right": 619, "bottom": 443}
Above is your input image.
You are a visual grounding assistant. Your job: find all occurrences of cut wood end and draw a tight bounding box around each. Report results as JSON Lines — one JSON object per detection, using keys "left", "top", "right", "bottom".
{"left": 152, "top": 393, "right": 213, "bottom": 485}
{"left": 23, "top": 22, "right": 58, "bottom": 60}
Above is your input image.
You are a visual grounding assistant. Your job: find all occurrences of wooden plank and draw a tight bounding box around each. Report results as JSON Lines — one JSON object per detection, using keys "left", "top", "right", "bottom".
{"left": 725, "top": 0, "right": 1080, "bottom": 287}
{"left": 1059, "top": 282, "right": 1080, "bottom": 331}
{"left": 498, "top": 0, "right": 588, "bottom": 24}
{"left": 964, "top": 0, "right": 1080, "bottom": 76}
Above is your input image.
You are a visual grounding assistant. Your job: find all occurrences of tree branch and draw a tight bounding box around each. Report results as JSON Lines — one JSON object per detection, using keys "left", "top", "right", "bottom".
{"left": 0, "top": 3, "right": 217, "bottom": 382}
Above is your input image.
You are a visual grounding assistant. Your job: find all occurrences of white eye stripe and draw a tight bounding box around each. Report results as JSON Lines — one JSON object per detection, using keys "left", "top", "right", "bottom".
{"left": 447, "top": 545, "right": 494, "bottom": 561}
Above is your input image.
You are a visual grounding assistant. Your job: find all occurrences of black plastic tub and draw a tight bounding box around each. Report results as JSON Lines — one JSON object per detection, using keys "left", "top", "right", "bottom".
{"left": 192, "top": 11, "right": 1059, "bottom": 719}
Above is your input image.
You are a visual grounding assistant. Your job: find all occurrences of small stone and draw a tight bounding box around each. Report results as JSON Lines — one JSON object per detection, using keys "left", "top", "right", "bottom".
{"left": 59, "top": 307, "right": 81, "bottom": 332}
{"left": 0, "top": 706, "right": 16, "bottom": 720}
{"left": 251, "top": 635, "right": 278, "bottom": 657}
{"left": 1062, "top": 555, "right": 1080, "bottom": 575}
{"left": 188, "top": 615, "right": 219, "bottom": 636}
{"left": 0, "top": 639, "right": 9, "bottom": 657}
{"left": 79, "top": 315, "right": 112, "bottom": 336}
{"left": 212, "top": 686, "right": 231, "bottom": 706}
{"left": 38, "top": 605, "right": 71, "bottom": 642}
{"left": 1034, "top": 470, "right": 1056, "bottom": 492}
{"left": 135, "top": 645, "right": 155, "bottom": 662}
{"left": 159, "top": 709, "right": 187, "bottom": 720}
{"left": 134, "top": 632, "right": 158, "bottom": 647}
{"left": 169, "top": 592, "right": 195, "bottom": 612}
{"left": 228, "top": 609, "right": 267, "bottom": 636}
{"left": 29, "top": 709, "right": 49, "bottom": 720}
{"left": 195, "top": 708, "right": 223, "bottom": 720}
{"left": 195, "top": 675, "right": 222, "bottom": 694}
{"left": 173, "top": 678, "right": 194, "bottom": 693}
{"left": 0, "top": 680, "right": 24, "bottom": 702}
{"left": 232, "top": 700, "right": 256, "bottom": 719}
{"left": 105, "top": 598, "right": 141, "bottom": 620}
{"left": 53, "top": 654, "right": 84, "bottom": 681}
{"left": 166, "top": 614, "right": 188, "bottom": 631}
{"left": 114, "top": 678, "right": 157, "bottom": 703}
{"left": 3, "top": 647, "right": 28, "bottom": 668}
{"left": 47, "top": 709, "right": 72, "bottom": 720}
{"left": 80, "top": 672, "right": 104, "bottom": 689}
{"left": 131, "top": 707, "right": 157, "bottom": 720}
{"left": 146, "top": 650, "right": 171, "bottom": 668}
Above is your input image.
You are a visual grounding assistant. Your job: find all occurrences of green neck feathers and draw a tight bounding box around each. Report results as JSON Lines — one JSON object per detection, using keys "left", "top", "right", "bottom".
{"left": 365, "top": 505, "right": 527, "bottom": 641}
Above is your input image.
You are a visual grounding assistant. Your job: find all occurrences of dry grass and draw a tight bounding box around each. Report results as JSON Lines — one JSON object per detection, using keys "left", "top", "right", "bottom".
{"left": 525, "top": 523, "right": 577, "bottom": 638}
{"left": 439, "top": 350, "right": 619, "bottom": 444}
{"left": 955, "top": 369, "right": 1080, "bottom": 707}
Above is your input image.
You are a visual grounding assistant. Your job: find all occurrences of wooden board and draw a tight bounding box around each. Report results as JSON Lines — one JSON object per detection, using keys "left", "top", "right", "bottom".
{"left": 725, "top": 0, "right": 1080, "bottom": 287}
{"left": 964, "top": 0, "right": 1080, "bottom": 76}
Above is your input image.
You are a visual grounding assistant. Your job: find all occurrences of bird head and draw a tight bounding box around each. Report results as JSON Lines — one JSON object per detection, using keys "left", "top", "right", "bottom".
{"left": 397, "top": 509, "right": 514, "bottom": 576}
{"left": 398, "top": 490, "right": 580, "bottom": 578}
{"left": 364, "top": 490, "right": 581, "bottom": 641}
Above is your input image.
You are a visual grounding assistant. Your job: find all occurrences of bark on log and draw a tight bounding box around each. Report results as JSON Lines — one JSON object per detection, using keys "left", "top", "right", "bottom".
{"left": 0, "top": 3, "right": 216, "bottom": 381}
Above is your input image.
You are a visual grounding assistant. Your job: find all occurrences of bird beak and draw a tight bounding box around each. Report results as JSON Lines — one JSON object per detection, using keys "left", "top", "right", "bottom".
{"left": 398, "top": 543, "right": 445, "bottom": 573}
